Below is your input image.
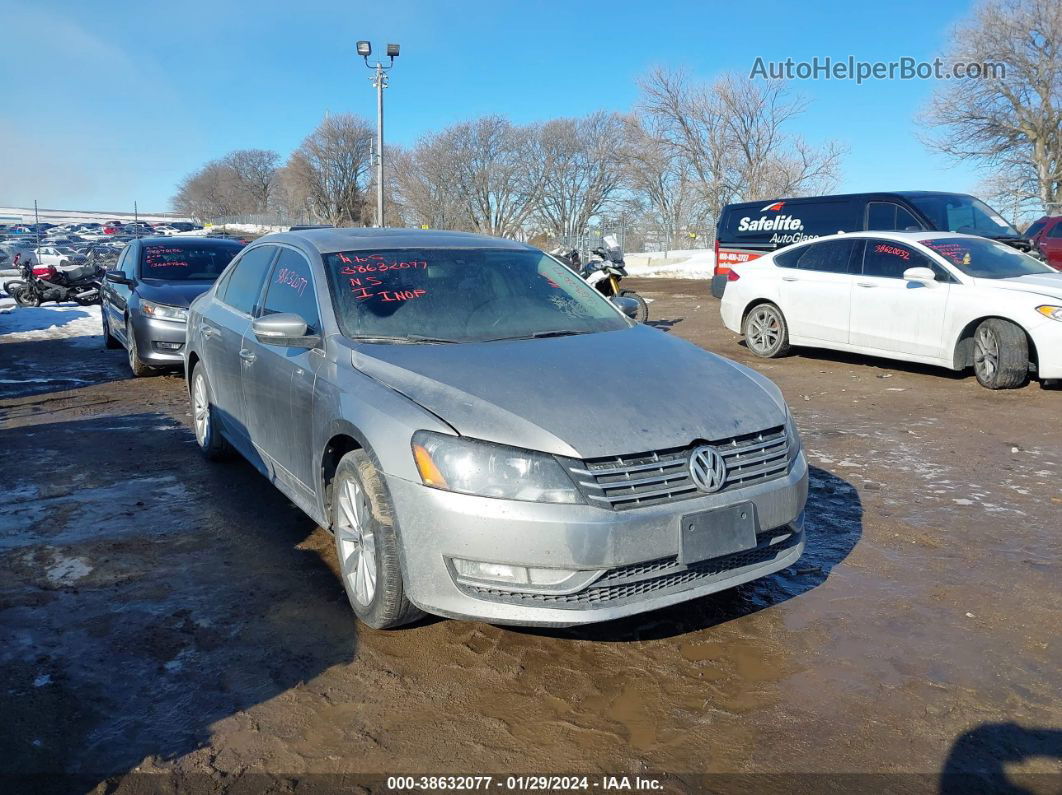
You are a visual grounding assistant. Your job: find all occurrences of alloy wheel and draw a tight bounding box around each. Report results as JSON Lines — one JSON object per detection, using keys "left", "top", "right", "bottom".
{"left": 748, "top": 308, "right": 781, "bottom": 354}
{"left": 336, "top": 476, "right": 377, "bottom": 606}
{"left": 192, "top": 374, "right": 210, "bottom": 446}
{"left": 974, "top": 326, "right": 998, "bottom": 382}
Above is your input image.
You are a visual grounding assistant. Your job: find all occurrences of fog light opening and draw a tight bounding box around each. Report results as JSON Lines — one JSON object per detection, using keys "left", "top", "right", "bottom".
{"left": 450, "top": 558, "right": 603, "bottom": 595}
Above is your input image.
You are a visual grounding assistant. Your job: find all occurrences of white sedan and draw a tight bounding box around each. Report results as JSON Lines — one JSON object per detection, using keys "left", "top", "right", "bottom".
{"left": 720, "top": 231, "right": 1062, "bottom": 389}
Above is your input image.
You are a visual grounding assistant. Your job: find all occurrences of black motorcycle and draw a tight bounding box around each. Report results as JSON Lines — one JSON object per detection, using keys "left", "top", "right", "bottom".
{"left": 4, "top": 257, "right": 103, "bottom": 307}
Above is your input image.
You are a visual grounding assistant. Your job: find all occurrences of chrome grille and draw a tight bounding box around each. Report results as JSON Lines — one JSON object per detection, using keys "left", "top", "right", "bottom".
{"left": 567, "top": 426, "right": 788, "bottom": 511}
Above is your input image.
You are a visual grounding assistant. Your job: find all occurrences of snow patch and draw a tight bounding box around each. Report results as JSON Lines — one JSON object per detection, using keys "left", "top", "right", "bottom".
{"left": 0, "top": 303, "right": 102, "bottom": 346}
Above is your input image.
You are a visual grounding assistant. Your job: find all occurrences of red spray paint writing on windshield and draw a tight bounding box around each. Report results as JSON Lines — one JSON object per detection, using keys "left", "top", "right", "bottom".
{"left": 874, "top": 244, "right": 910, "bottom": 260}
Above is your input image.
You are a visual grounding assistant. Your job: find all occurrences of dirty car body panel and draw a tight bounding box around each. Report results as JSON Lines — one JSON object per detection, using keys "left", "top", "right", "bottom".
{"left": 186, "top": 228, "right": 808, "bottom": 627}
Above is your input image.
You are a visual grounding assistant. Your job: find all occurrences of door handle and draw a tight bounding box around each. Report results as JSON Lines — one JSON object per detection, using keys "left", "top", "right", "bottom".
{"left": 781, "top": 276, "right": 799, "bottom": 282}
{"left": 239, "top": 349, "right": 256, "bottom": 363}
{"left": 857, "top": 282, "right": 876, "bottom": 288}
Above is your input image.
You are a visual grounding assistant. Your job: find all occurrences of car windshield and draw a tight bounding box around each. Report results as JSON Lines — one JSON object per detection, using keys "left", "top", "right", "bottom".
{"left": 905, "top": 194, "right": 1021, "bottom": 239}
{"left": 923, "top": 237, "right": 1055, "bottom": 279}
{"left": 139, "top": 242, "right": 241, "bottom": 281}
{"left": 323, "top": 247, "right": 629, "bottom": 343}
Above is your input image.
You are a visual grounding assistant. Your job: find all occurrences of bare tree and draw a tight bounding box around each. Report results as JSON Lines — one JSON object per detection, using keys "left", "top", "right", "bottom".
{"left": 922, "top": 0, "right": 1062, "bottom": 213}
{"left": 533, "top": 112, "right": 627, "bottom": 239}
{"left": 223, "top": 149, "right": 279, "bottom": 213}
{"left": 390, "top": 141, "right": 470, "bottom": 231}
{"left": 285, "top": 113, "right": 374, "bottom": 226}
{"left": 411, "top": 116, "right": 542, "bottom": 237}
{"left": 172, "top": 149, "right": 280, "bottom": 221}
{"left": 621, "top": 114, "right": 709, "bottom": 246}
{"left": 638, "top": 67, "right": 844, "bottom": 223}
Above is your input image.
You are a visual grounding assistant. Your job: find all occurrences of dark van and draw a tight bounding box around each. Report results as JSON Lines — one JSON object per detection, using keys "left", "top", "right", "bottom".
{"left": 711, "top": 191, "right": 1031, "bottom": 297}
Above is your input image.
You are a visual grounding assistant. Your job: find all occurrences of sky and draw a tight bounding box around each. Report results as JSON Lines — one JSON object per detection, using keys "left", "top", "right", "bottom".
{"left": 0, "top": 0, "right": 989, "bottom": 213}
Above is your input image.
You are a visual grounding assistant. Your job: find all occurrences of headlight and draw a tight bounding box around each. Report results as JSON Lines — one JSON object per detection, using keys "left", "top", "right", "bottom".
{"left": 1036, "top": 305, "right": 1062, "bottom": 322}
{"left": 141, "top": 300, "right": 187, "bottom": 323}
{"left": 411, "top": 431, "right": 583, "bottom": 504}
{"left": 785, "top": 407, "right": 802, "bottom": 464}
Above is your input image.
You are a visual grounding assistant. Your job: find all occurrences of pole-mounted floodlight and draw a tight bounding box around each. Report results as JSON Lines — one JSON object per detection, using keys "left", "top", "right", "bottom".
{"left": 358, "top": 40, "right": 401, "bottom": 227}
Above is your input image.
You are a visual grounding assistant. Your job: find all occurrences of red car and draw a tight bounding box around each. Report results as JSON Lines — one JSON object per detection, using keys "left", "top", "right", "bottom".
{"left": 1026, "top": 215, "right": 1062, "bottom": 270}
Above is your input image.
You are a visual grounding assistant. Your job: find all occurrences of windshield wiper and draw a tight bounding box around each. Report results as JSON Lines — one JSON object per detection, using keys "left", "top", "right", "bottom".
{"left": 349, "top": 334, "right": 458, "bottom": 344}
{"left": 482, "top": 329, "right": 588, "bottom": 342}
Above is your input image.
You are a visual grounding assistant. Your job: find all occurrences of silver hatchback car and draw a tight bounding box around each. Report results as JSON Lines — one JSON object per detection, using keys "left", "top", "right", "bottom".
{"left": 185, "top": 228, "right": 808, "bottom": 628}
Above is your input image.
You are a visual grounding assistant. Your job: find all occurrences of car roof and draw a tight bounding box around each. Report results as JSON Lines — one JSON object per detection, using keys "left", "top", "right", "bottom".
{"left": 133, "top": 235, "right": 244, "bottom": 247}
{"left": 261, "top": 227, "right": 535, "bottom": 255}
{"left": 721, "top": 190, "right": 977, "bottom": 212}
{"left": 797, "top": 230, "right": 997, "bottom": 245}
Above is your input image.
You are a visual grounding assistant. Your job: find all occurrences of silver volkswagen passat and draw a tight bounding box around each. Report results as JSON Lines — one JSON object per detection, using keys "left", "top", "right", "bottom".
{"left": 185, "top": 228, "right": 808, "bottom": 628}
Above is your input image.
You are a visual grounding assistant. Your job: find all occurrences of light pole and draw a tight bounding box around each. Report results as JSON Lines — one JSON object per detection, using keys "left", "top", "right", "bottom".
{"left": 357, "top": 41, "right": 399, "bottom": 227}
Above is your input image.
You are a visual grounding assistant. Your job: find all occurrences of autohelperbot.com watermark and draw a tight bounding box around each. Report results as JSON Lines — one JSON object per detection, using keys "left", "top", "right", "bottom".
{"left": 749, "top": 56, "right": 1006, "bottom": 84}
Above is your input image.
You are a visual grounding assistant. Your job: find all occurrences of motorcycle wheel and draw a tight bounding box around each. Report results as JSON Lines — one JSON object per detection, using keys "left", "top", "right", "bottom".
{"left": 11, "top": 285, "right": 40, "bottom": 308}
{"left": 619, "top": 289, "right": 649, "bottom": 323}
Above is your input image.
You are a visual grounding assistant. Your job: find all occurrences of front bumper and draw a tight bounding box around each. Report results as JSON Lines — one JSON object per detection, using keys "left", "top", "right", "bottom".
{"left": 130, "top": 314, "right": 187, "bottom": 365}
{"left": 386, "top": 452, "right": 808, "bottom": 626}
{"left": 1031, "top": 321, "right": 1062, "bottom": 379}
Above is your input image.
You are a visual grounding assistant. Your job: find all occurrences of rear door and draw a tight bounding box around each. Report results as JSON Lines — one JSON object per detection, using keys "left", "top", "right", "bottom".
{"left": 849, "top": 239, "right": 952, "bottom": 357}
{"left": 240, "top": 245, "right": 323, "bottom": 492}
{"left": 198, "top": 244, "right": 278, "bottom": 441}
{"left": 777, "top": 237, "right": 861, "bottom": 344}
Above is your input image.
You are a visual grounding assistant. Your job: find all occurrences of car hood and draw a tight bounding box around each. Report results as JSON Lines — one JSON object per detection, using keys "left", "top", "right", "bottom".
{"left": 135, "top": 279, "right": 215, "bottom": 308}
{"left": 349, "top": 325, "right": 787, "bottom": 459}
{"left": 975, "top": 273, "right": 1062, "bottom": 300}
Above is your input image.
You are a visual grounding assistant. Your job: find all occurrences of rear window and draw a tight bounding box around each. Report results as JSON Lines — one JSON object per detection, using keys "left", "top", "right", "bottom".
{"left": 721, "top": 200, "right": 862, "bottom": 248}
{"left": 139, "top": 242, "right": 242, "bottom": 281}
{"left": 1024, "top": 219, "right": 1048, "bottom": 239}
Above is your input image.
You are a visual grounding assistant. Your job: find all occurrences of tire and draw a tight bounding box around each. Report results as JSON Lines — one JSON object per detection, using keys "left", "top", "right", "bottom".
{"left": 11, "top": 285, "right": 40, "bottom": 308}
{"left": 743, "top": 302, "right": 790, "bottom": 358}
{"left": 619, "top": 289, "right": 649, "bottom": 323}
{"left": 126, "top": 318, "right": 153, "bottom": 377}
{"left": 973, "top": 318, "right": 1028, "bottom": 389}
{"left": 190, "top": 362, "right": 231, "bottom": 460}
{"left": 102, "top": 309, "right": 121, "bottom": 349}
{"left": 332, "top": 450, "right": 423, "bottom": 629}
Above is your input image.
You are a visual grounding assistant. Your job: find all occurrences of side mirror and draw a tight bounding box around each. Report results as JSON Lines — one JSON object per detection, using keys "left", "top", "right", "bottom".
{"left": 612, "top": 295, "right": 641, "bottom": 320}
{"left": 903, "top": 267, "right": 937, "bottom": 285}
{"left": 105, "top": 271, "right": 133, "bottom": 285}
{"left": 252, "top": 313, "right": 320, "bottom": 348}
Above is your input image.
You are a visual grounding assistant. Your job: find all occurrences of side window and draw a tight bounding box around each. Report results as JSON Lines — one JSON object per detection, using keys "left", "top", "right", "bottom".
{"left": 895, "top": 206, "right": 923, "bottom": 231}
{"left": 220, "top": 245, "right": 276, "bottom": 315}
{"left": 773, "top": 246, "right": 804, "bottom": 268}
{"left": 867, "top": 202, "right": 896, "bottom": 230}
{"left": 795, "top": 239, "right": 857, "bottom": 274}
{"left": 1024, "top": 220, "right": 1047, "bottom": 238}
{"left": 862, "top": 240, "right": 932, "bottom": 279}
{"left": 867, "top": 203, "right": 923, "bottom": 232}
{"left": 260, "top": 248, "right": 321, "bottom": 333}
{"left": 1048, "top": 223, "right": 1062, "bottom": 239}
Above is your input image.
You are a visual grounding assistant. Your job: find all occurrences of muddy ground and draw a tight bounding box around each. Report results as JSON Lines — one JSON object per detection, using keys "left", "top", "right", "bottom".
{"left": 0, "top": 282, "right": 1059, "bottom": 792}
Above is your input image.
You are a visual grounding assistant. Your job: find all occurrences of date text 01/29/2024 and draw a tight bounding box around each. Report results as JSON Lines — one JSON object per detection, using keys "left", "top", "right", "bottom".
{"left": 384, "top": 775, "right": 665, "bottom": 791}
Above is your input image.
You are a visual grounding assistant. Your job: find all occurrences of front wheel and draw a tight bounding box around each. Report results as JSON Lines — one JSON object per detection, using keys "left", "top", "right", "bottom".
{"left": 743, "top": 303, "right": 790, "bottom": 358}
{"left": 973, "top": 318, "right": 1028, "bottom": 389}
{"left": 126, "top": 318, "right": 154, "bottom": 377}
{"left": 619, "top": 289, "right": 649, "bottom": 323}
{"left": 332, "top": 450, "right": 423, "bottom": 629}
{"left": 10, "top": 284, "right": 40, "bottom": 307}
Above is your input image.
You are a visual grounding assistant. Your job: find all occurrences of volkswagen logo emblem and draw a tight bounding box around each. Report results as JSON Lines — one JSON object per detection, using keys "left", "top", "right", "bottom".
{"left": 689, "top": 445, "right": 727, "bottom": 493}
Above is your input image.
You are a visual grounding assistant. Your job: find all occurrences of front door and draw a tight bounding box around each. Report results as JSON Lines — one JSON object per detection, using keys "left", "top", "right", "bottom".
{"left": 849, "top": 239, "right": 951, "bottom": 358}
{"left": 240, "top": 245, "right": 323, "bottom": 492}
{"left": 1041, "top": 221, "right": 1062, "bottom": 270}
